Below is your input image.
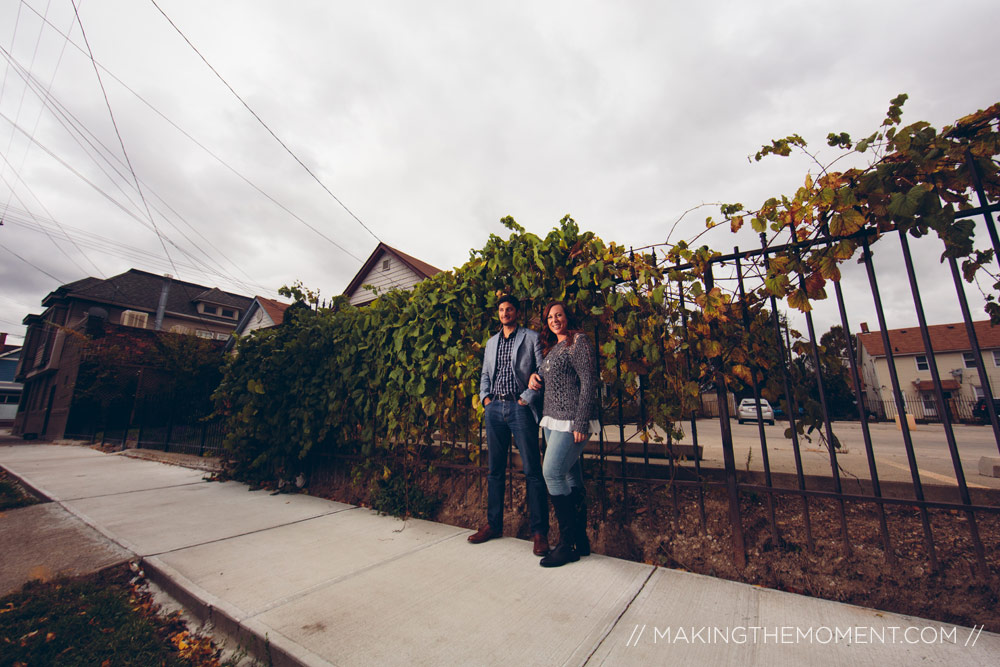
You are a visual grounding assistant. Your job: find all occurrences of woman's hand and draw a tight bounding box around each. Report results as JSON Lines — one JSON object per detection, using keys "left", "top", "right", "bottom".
{"left": 528, "top": 373, "right": 543, "bottom": 391}
{"left": 573, "top": 431, "right": 586, "bottom": 443}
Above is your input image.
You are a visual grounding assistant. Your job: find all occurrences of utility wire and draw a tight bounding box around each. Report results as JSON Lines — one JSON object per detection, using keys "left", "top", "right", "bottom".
{"left": 0, "top": 48, "right": 266, "bottom": 293}
{"left": 0, "top": 165, "right": 100, "bottom": 277}
{"left": 69, "top": 0, "right": 181, "bottom": 282}
{"left": 2, "top": 204, "right": 282, "bottom": 298}
{"left": 0, "top": 109, "right": 250, "bottom": 287}
{"left": 13, "top": 3, "right": 364, "bottom": 263}
{"left": 148, "top": 0, "right": 382, "bottom": 245}
{"left": 2, "top": 0, "right": 71, "bottom": 217}
{"left": 0, "top": 242, "right": 65, "bottom": 282}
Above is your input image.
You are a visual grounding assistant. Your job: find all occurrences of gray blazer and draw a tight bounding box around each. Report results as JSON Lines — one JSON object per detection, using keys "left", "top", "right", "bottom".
{"left": 479, "top": 327, "right": 544, "bottom": 421}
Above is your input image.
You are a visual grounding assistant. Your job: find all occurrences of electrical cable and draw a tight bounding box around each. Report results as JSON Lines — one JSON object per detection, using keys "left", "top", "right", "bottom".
{"left": 0, "top": 242, "right": 65, "bottom": 282}
{"left": 69, "top": 0, "right": 182, "bottom": 284}
{"left": 8, "top": 5, "right": 365, "bottom": 264}
{"left": 0, "top": 165, "right": 99, "bottom": 277}
{"left": 0, "top": 108, "right": 265, "bottom": 297}
{"left": 148, "top": 0, "right": 382, "bottom": 245}
{"left": 3, "top": 208, "right": 277, "bottom": 295}
{"left": 1, "top": 204, "right": 282, "bottom": 298}
{"left": 0, "top": 48, "right": 257, "bottom": 290}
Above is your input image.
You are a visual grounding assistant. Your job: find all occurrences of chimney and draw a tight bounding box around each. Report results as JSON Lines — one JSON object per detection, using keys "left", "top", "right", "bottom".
{"left": 860, "top": 322, "right": 869, "bottom": 333}
{"left": 0, "top": 332, "right": 6, "bottom": 349}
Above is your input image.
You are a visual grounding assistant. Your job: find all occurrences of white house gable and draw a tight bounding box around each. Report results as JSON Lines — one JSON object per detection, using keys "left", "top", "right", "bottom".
{"left": 348, "top": 252, "right": 425, "bottom": 305}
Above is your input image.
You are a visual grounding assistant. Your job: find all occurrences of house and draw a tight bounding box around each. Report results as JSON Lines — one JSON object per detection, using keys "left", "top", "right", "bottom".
{"left": 856, "top": 320, "right": 1000, "bottom": 421}
{"left": 0, "top": 333, "right": 22, "bottom": 427}
{"left": 225, "top": 296, "right": 291, "bottom": 352}
{"left": 343, "top": 242, "right": 443, "bottom": 306}
{"left": 13, "top": 269, "right": 252, "bottom": 439}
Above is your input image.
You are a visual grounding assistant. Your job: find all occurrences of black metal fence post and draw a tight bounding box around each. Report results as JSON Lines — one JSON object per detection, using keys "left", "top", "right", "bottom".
{"left": 734, "top": 249, "right": 780, "bottom": 546}
{"left": 861, "top": 234, "right": 938, "bottom": 570}
{"left": 705, "top": 263, "right": 747, "bottom": 568}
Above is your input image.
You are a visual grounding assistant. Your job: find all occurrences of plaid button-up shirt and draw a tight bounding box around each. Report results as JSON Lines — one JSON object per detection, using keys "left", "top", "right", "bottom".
{"left": 492, "top": 327, "right": 519, "bottom": 398}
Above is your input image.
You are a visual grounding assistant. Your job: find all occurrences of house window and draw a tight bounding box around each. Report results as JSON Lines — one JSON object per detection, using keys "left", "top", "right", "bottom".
{"left": 915, "top": 355, "right": 929, "bottom": 371}
{"left": 992, "top": 350, "right": 1000, "bottom": 367}
{"left": 195, "top": 330, "right": 214, "bottom": 339}
{"left": 963, "top": 352, "right": 977, "bottom": 369}
{"left": 221, "top": 308, "right": 236, "bottom": 319}
{"left": 974, "top": 385, "right": 986, "bottom": 399}
{"left": 201, "top": 304, "right": 219, "bottom": 315}
{"left": 120, "top": 310, "right": 149, "bottom": 329}
{"left": 382, "top": 259, "right": 391, "bottom": 271}
{"left": 214, "top": 332, "right": 230, "bottom": 341}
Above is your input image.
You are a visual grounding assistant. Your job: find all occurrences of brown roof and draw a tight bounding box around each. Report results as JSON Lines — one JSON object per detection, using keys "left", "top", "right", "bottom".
{"left": 343, "top": 242, "right": 443, "bottom": 298}
{"left": 256, "top": 296, "right": 290, "bottom": 324}
{"left": 857, "top": 320, "right": 1000, "bottom": 357}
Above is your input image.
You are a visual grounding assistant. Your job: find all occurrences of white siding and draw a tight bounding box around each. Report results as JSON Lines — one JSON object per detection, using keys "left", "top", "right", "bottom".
{"left": 348, "top": 254, "right": 424, "bottom": 305}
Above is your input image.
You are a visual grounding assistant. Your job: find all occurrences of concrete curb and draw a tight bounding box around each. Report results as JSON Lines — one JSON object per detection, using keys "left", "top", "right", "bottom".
{"left": 143, "top": 556, "right": 333, "bottom": 667}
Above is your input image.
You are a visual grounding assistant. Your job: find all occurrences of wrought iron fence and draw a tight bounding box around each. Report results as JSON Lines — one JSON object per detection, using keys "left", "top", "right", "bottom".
{"left": 570, "top": 152, "right": 1000, "bottom": 576}
{"left": 401, "top": 151, "right": 1000, "bottom": 580}
{"left": 64, "top": 392, "right": 223, "bottom": 457}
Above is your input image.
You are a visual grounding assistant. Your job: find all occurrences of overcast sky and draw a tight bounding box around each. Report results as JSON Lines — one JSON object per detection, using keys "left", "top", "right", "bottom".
{"left": 1, "top": 0, "right": 998, "bottom": 345}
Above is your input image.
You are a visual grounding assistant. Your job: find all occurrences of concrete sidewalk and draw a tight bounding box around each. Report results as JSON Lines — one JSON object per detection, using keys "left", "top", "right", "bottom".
{"left": 1, "top": 443, "right": 997, "bottom": 666}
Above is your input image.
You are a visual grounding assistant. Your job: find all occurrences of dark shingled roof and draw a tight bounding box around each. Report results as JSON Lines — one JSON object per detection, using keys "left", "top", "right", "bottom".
{"left": 42, "top": 269, "right": 253, "bottom": 322}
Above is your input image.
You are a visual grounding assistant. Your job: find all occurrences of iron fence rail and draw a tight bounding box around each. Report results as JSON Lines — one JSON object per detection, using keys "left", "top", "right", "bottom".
{"left": 414, "top": 152, "right": 1000, "bottom": 579}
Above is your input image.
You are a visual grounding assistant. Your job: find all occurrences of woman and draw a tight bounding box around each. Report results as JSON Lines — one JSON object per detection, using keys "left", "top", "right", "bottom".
{"left": 528, "top": 301, "right": 599, "bottom": 567}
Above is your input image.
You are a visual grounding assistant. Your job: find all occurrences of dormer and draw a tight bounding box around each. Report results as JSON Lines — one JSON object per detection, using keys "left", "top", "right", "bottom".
{"left": 192, "top": 288, "right": 242, "bottom": 321}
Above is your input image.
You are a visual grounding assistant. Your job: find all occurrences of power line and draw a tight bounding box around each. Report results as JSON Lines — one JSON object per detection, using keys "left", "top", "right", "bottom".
{"left": 0, "top": 45, "right": 263, "bottom": 291}
{"left": 10, "top": 3, "right": 365, "bottom": 263}
{"left": 148, "top": 0, "right": 382, "bottom": 245}
{"left": 0, "top": 48, "right": 273, "bottom": 300}
{"left": 0, "top": 108, "right": 267, "bottom": 296}
{"left": 0, "top": 164, "right": 101, "bottom": 277}
{"left": 69, "top": 0, "right": 182, "bottom": 283}
{"left": 0, "top": 242, "right": 65, "bottom": 282}
{"left": 1, "top": 203, "right": 282, "bottom": 298}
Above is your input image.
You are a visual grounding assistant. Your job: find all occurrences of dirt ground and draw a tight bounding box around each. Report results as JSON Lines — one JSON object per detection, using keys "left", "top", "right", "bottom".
{"left": 309, "top": 463, "right": 1000, "bottom": 634}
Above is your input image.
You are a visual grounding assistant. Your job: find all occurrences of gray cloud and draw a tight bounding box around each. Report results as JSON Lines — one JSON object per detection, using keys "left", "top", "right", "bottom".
{"left": 0, "top": 0, "right": 997, "bottom": 346}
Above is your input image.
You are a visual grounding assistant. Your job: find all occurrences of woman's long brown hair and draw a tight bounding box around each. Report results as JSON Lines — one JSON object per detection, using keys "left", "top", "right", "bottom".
{"left": 539, "top": 301, "right": 583, "bottom": 356}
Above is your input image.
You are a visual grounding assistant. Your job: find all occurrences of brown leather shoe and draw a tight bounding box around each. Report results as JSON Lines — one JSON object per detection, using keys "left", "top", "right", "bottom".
{"left": 532, "top": 532, "right": 550, "bottom": 556}
{"left": 468, "top": 525, "right": 499, "bottom": 544}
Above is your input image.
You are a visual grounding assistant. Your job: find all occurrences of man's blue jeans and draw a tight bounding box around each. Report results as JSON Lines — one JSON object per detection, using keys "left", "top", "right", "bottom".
{"left": 484, "top": 399, "right": 548, "bottom": 536}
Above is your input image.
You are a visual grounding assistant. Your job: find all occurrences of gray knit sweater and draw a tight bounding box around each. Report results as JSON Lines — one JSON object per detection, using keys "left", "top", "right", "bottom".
{"left": 538, "top": 333, "right": 599, "bottom": 433}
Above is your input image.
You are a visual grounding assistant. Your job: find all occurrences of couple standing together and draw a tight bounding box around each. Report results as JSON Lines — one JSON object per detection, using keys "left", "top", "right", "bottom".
{"left": 469, "top": 295, "right": 599, "bottom": 568}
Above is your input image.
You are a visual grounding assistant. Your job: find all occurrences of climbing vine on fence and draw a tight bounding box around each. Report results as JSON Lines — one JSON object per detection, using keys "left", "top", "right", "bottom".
{"left": 214, "top": 97, "right": 1000, "bottom": 484}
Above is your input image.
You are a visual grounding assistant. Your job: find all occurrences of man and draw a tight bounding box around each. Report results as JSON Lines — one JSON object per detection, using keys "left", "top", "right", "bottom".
{"left": 470, "top": 295, "right": 549, "bottom": 556}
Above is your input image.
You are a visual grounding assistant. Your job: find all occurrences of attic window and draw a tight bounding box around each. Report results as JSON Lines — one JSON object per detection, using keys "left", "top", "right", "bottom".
{"left": 382, "top": 259, "right": 391, "bottom": 271}
{"left": 221, "top": 308, "right": 236, "bottom": 319}
{"left": 201, "top": 304, "right": 219, "bottom": 315}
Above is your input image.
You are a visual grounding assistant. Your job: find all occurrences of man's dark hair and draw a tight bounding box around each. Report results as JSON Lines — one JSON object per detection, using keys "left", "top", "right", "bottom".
{"left": 497, "top": 294, "right": 520, "bottom": 311}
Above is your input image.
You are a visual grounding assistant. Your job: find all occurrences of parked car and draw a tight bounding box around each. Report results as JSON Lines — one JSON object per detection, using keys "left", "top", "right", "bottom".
{"left": 737, "top": 398, "right": 775, "bottom": 425}
{"left": 972, "top": 397, "right": 1000, "bottom": 424}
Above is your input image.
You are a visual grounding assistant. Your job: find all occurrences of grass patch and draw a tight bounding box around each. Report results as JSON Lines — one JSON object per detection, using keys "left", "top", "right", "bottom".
{"left": 0, "top": 565, "right": 244, "bottom": 666}
{"left": 0, "top": 470, "right": 40, "bottom": 511}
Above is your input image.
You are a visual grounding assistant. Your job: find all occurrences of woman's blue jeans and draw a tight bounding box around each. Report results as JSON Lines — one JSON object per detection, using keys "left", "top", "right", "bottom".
{"left": 542, "top": 428, "right": 588, "bottom": 496}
